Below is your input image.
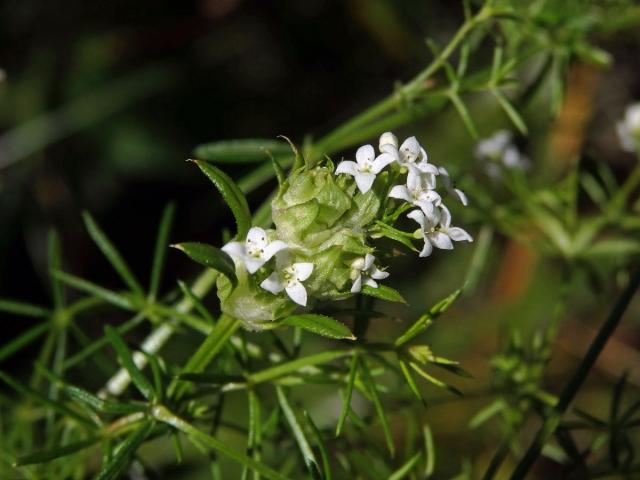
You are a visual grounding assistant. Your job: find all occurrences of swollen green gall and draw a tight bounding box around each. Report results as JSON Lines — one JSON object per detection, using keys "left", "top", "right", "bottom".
{"left": 206, "top": 132, "right": 473, "bottom": 330}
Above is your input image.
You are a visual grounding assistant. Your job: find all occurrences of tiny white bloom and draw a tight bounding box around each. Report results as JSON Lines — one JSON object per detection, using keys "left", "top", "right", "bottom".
{"left": 350, "top": 253, "right": 389, "bottom": 293}
{"left": 380, "top": 134, "right": 439, "bottom": 175}
{"left": 260, "top": 253, "right": 314, "bottom": 306}
{"left": 335, "top": 144, "right": 394, "bottom": 193}
{"left": 389, "top": 165, "right": 441, "bottom": 219}
{"left": 222, "top": 227, "right": 288, "bottom": 274}
{"left": 408, "top": 206, "right": 472, "bottom": 257}
{"left": 475, "top": 130, "right": 528, "bottom": 174}
{"left": 616, "top": 103, "right": 640, "bottom": 152}
{"left": 438, "top": 166, "right": 468, "bottom": 206}
{"left": 379, "top": 131, "right": 398, "bottom": 152}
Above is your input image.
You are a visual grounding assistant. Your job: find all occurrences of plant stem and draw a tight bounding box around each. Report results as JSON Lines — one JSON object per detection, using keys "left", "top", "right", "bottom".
{"left": 509, "top": 267, "right": 640, "bottom": 480}
{"left": 101, "top": 269, "right": 218, "bottom": 397}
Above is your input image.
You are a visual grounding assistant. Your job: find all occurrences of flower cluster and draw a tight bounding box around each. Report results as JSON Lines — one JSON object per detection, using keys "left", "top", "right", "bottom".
{"left": 217, "top": 131, "right": 473, "bottom": 329}
{"left": 474, "top": 130, "right": 528, "bottom": 177}
{"left": 336, "top": 132, "right": 473, "bottom": 258}
{"left": 617, "top": 103, "right": 640, "bottom": 153}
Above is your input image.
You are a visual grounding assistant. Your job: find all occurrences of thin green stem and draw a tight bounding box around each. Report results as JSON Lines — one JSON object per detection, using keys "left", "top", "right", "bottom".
{"left": 509, "top": 267, "right": 640, "bottom": 480}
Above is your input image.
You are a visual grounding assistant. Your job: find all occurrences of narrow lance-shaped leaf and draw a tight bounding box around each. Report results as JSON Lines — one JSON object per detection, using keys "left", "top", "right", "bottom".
{"left": 0, "top": 322, "right": 49, "bottom": 362}
{"left": 0, "top": 299, "right": 50, "bottom": 318}
{"left": 64, "top": 385, "right": 146, "bottom": 415}
{"left": 492, "top": 89, "right": 528, "bottom": 135}
{"left": 15, "top": 437, "right": 100, "bottom": 466}
{"left": 360, "top": 360, "right": 395, "bottom": 457}
{"left": 389, "top": 452, "right": 422, "bottom": 480}
{"left": 361, "top": 284, "right": 406, "bottom": 304}
{"left": 194, "top": 139, "right": 292, "bottom": 163}
{"left": 191, "top": 160, "right": 251, "bottom": 238}
{"left": 423, "top": 423, "right": 435, "bottom": 478}
{"left": 82, "top": 212, "right": 144, "bottom": 297}
{"left": 280, "top": 314, "right": 356, "bottom": 340}
{"left": 171, "top": 243, "right": 237, "bottom": 287}
{"left": 276, "top": 386, "right": 322, "bottom": 478}
{"left": 305, "top": 411, "right": 333, "bottom": 480}
{"left": 96, "top": 422, "right": 154, "bottom": 480}
{"left": 395, "top": 289, "right": 461, "bottom": 346}
{"left": 149, "top": 202, "right": 176, "bottom": 300}
{"left": 48, "top": 229, "right": 65, "bottom": 308}
{"left": 336, "top": 354, "right": 359, "bottom": 437}
{"left": 52, "top": 271, "right": 136, "bottom": 311}
{"left": 104, "top": 325, "right": 155, "bottom": 400}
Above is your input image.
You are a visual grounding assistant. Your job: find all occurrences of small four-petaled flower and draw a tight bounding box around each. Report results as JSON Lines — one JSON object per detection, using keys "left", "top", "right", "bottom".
{"left": 260, "top": 254, "right": 314, "bottom": 306}
{"left": 222, "top": 227, "right": 288, "bottom": 273}
{"left": 408, "top": 207, "right": 473, "bottom": 257}
{"left": 335, "top": 144, "right": 395, "bottom": 193}
{"left": 350, "top": 253, "right": 389, "bottom": 293}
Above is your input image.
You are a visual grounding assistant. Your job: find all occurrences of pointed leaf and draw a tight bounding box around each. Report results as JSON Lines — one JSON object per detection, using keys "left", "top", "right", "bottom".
{"left": 64, "top": 385, "right": 146, "bottom": 414}
{"left": 48, "top": 230, "right": 65, "bottom": 308}
{"left": 305, "top": 411, "right": 332, "bottom": 480}
{"left": 104, "top": 325, "right": 155, "bottom": 400}
{"left": 149, "top": 202, "right": 176, "bottom": 300}
{"left": 281, "top": 314, "right": 355, "bottom": 340}
{"left": 194, "top": 139, "right": 291, "bottom": 163}
{"left": 336, "top": 354, "right": 359, "bottom": 437}
{"left": 360, "top": 360, "right": 395, "bottom": 457}
{"left": 15, "top": 437, "right": 100, "bottom": 466}
{"left": 172, "top": 242, "right": 237, "bottom": 286}
{"left": 191, "top": 160, "right": 251, "bottom": 238}
{"left": 52, "top": 271, "right": 136, "bottom": 310}
{"left": 0, "top": 299, "right": 49, "bottom": 318}
{"left": 96, "top": 422, "right": 154, "bottom": 480}
{"left": 361, "top": 285, "right": 406, "bottom": 304}
{"left": 82, "top": 212, "right": 144, "bottom": 296}
{"left": 389, "top": 452, "right": 421, "bottom": 480}
{"left": 0, "top": 322, "right": 49, "bottom": 362}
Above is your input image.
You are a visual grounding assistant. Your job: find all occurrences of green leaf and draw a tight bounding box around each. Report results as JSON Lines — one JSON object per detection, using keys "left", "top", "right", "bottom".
{"left": 0, "top": 322, "right": 49, "bottom": 362}
{"left": 104, "top": 325, "right": 155, "bottom": 400}
{"left": 0, "top": 371, "right": 92, "bottom": 426}
{"left": 360, "top": 360, "right": 395, "bottom": 457}
{"left": 398, "top": 358, "right": 425, "bottom": 406}
{"left": 449, "top": 91, "right": 478, "bottom": 139}
{"left": 305, "top": 411, "right": 332, "bottom": 480}
{"left": 149, "top": 202, "right": 176, "bottom": 300}
{"left": 361, "top": 284, "right": 406, "bottom": 304}
{"left": 96, "top": 422, "right": 154, "bottom": 480}
{"left": 48, "top": 230, "right": 65, "bottom": 308}
{"left": 395, "top": 289, "right": 461, "bottom": 346}
{"left": 193, "top": 139, "right": 292, "bottom": 163}
{"left": 0, "top": 299, "right": 49, "bottom": 318}
{"left": 336, "top": 354, "right": 359, "bottom": 437}
{"left": 82, "top": 212, "right": 144, "bottom": 297}
{"left": 276, "top": 386, "right": 322, "bottom": 478}
{"left": 247, "top": 390, "right": 262, "bottom": 480}
{"left": 52, "top": 271, "right": 136, "bottom": 310}
{"left": 191, "top": 160, "right": 251, "bottom": 238}
{"left": 171, "top": 243, "right": 237, "bottom": 286}
{"left": 409, "top": 362, "right": 462, "bottom": 396}
{"left": 177, "top": 280, "right": 215, "bottom": 324}
{"left": 249, "top": 350, "right": 350, "bottom": 385}
{"left": 175, "top": 373, "right": 244, "bottom": 384}
{"left": 492, "top": 89, "right": 528, "bottom": 135}
{"left": 423, "top": 423, "right": 435, "bottom": 478}
{"left": 389, "top": 452, "right": 421, "bottom": 480}
{"left": 15, "top": 437, "right": 100, "bottom": 466}
{"left": 64, "top": 385, "right": 146, "bottom": 414}
{"left": 468, "top": 399, "right": 505, "bottom": 429}
{"left": 280, "top": 314, "right": 355, "bottom": 340}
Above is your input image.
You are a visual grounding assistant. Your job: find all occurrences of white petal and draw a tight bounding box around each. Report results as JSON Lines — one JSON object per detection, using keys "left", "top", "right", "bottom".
{"left": 420, "top": 190, "right": 441, "bottom": 206}
{"left": 418, "top": 147, "right": 429, "bottom": 163}
{"left": 415, "top": 200, "right": 436, "bottom": 219}
{"left": 245, "top": 257, "right": 266, "bottom": 274}
{"left": 389, "top": 185, "right": 412, "bottom": 203}
{"left": 399, "top": 136, "right": 420, "bottom": 163}
{"left": 454, "top": 188, "right": 468, "bottom": 206}
{"left": 355, "top": 145, "right": 375, "bottom": 166}
{"left": 415, "top": 161, "right": 439, "bottom": 175}
{"left": 246, "top": 227, "right": 268, "bottom": 249}
{"left": 380, "top": 143, "right": 399, "bottom": 157}
{"left": 369, "top": 265, "right": 389, "bottom": 280}
{"left": 262, "top": 240, "right": 288, "bottom": 261}
{"left": 407, "top": 209, "right": 427, "bottom": 230}
{"left": 292, "top": 262, "right": 314, "bottom": 281}
{"left": 419, "top": 240, "right": 433, "bottom": 257}
{"left": 260, "top": 272, "right": 284, "bottom": 294}
{"left": 430, "top": 231, "right": 453, "bottom": 250}
{"left": 335, "top": 161, "right": 358, "bottom": 176}
{"left": 351, "top": 257, "right": 365, "bottom": 271}
{"left": 363, "top": 253, "right": 375, "bottom": 270}
{"left": 285, "top": 281, "right": 308, "bottom": 306}
{"left": 371, "top": 153, "right": 395, "bottom": 173}
{"left": 351, "top": 274, "right": 363, "bottom": 293}
{"left": 439, "top": 205, "right": 452, "bottom": 228}
{"left": 354, "top": 171, "right": 376, "bottom": 193}
{"left": 221, "top": 241, "right": 245, "bottom": 259}
{"left": 379, "top": 132, "right": 398, "bottom": 151}
{"left": 448, "top": 227, "right": 473, "bottom": 242}
{"left": 406, "top": 165, "right": 422, "bottom": 191}
{"left": 363, "top": 277, "right": 378, "bottom": 288}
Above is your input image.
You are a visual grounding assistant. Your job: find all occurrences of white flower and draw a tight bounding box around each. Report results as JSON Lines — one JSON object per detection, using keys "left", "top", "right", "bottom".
{"left": 350, "top": 253, "right": 389, "bottom": 293}
{"left": 437, "top": 166, "right": 468, "bottom": 206}
{"left": 475, "top": 130, "right": 528, "bottom": 175}
{"left": 222, "top": 227, "right": 288, "bottom": 274}
{"left": 335, "top": 144, "right": 394, "bottom": 193}
{"left": 389, "top": 165, "right": 441, "bottom": 219}
{"left": 379, "top": 133, "right": 439, "bottom": 175}
{"left": 408, "top": 206, "right": 473, "bottom": 257}
{"left": 617, "top": 103, "right": 640, "bottom": 152}
{"left": 260, "top": 253, "right": 314, "bottom": 306}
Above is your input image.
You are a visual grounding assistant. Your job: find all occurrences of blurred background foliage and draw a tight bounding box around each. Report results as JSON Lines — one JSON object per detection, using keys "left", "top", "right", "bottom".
{"left": 1, "top": 0, "right": 640, "bottom": 478}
